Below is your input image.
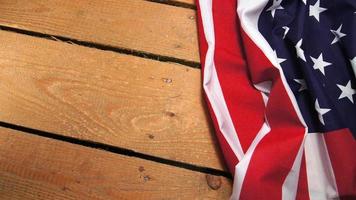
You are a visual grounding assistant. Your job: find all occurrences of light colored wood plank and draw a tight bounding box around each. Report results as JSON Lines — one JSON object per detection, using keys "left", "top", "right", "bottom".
{"left": 0, "top": 0, "right": 199, "bottom": 62}
{"left": 0, "top": 127, "right": 232, "bottom": 199}
{"left": 0, "top": 30, "right": 226, "bottom": 171}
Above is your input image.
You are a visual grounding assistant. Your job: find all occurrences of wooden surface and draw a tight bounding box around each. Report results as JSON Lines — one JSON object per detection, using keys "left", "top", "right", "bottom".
{"left": 0, "top": 30, "right": 225, "bottom": 171}
{"left": 0, "top": 0, "right": 231, "bottom": 199}
{"left": 171, "top": 0, "right": 195, "bottom": 5}
{"left": 0, "top": 127, "right": 231, "bottom": 200}
{"left": 0, "top": 0, "right": 199, "bottom": 62}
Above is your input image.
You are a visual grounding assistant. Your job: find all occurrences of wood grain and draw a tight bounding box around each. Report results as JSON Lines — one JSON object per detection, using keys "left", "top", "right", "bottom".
{"left": 0, "top": 0, "right": 199, "bottom": 62}
{"left": 0, "top": 30, "right": 226, "bottom": 171}
{"left": 0, "top": 127, "right": 231, "bottom": 199}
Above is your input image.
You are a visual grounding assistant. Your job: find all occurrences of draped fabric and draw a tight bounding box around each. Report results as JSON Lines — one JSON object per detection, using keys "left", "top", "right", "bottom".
{"left": 196, "top": 0, "right": 356, "bottom": 199}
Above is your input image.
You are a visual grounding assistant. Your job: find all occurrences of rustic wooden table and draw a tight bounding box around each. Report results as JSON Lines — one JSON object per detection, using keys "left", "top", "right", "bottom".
{"left": 0, "top": 0, "right": 232, "bottom": 199}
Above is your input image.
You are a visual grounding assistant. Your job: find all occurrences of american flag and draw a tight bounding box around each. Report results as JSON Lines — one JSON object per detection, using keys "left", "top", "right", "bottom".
{"left": 196, "top": 0, "right": 356, "bottom": 199}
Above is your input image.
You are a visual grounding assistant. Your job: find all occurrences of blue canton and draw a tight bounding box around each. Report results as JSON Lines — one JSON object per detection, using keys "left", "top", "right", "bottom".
{"left": 258, "top": 0, "right": 356, "bottom": 138}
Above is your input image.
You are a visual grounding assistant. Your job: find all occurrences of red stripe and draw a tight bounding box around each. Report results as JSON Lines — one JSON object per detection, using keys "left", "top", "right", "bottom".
{"left": 211, "top": 0, "right": 266, "bottom": 153}
{"left": 196, "top": 0, "right": 238, "bottom": 173}
{"left": 197, "top": 0, "right": 356, "bottom": 199}
{"left": 238, "top": 30, "right": 306, "bottom": 199}
{"left": 197, "top": 0, "right": 307, "bottom": 198}
{"left": 323, "top": 129, "right": 356, "bottom": 199}
{"left": 296, "top": 153, "right": 310, "bottom": 200}
{"left": 197, "top": 0, "right": 267, "bottom": 172}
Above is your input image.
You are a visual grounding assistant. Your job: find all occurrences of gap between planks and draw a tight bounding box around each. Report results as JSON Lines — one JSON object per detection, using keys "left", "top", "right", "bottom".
{"left": 145, "top": 0, "right": 196, "bottom": 9}
{"left": 0, "top": 121, "right": 231, "bottom": 179}
{"left": 0, "top": 127, "right": 232, "bottom": 200}
{"left": 0, "top": 30, "right": 227, "bottom": 172}
{"left": 0, "top": 25, "right": 200, "bottom": 69}
{"left": 0, "top": 0, "right": 200, "bottom": 63}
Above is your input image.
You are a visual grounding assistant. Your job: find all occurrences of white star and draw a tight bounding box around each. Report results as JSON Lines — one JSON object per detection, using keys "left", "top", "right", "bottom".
{"left": 273, "top": 50, "right": 286, "bottom": 66}
{"left": 309, "top": 0, "right": 327, "bottom": 22}
{"left": 302, "top": 0, "right": 306, "bottom": 5}
{"left": 294, "top": 79, "right": 308, "bottom": 91}
{"left": 331, "top": 24, "right": 347, "bottom": 44}
{"left": 310, "top": 53, "right": 332, "bottom": 75}
{"left": 282, "top": 26, "right": 290, "bottom": 39}
{"left": 295, "top": 39, "right": 306, "bottom": 62}
{"left": 267, "top": 0, "right": 284, "bottom": 18}
{"left": 350, "top": 57, "right": 356, "bottom": 76}
{"left": 315, "top": 99, "right": 330, "bottom": 125}
{"left": 337, "top": 81, "right": 356, "bottom": 103}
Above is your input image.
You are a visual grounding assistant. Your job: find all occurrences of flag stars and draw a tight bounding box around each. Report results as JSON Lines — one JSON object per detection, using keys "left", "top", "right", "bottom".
{"left": 331, "top": 24, "right": 347, "bottom": 44}
{"left": 273, "top": 50, "right": 286, "bottom": 66}
{"left": 294, "top": 79, "right": 308, "bottom": 91}
{"left": 315, "top": 99, "right": 331, "bottom": 125}
{"left": 258, "top": 0, "right": 356, "bottom": 135}
{"left": 267, "top": 0, "right": 284, "bottom": 18}
{"left": 295, "top": 39, "right": 306, "bottom": 62}
{"left": 309, "top": 0, "right": 327, "bottom": 22}
{"left": 310, "top": 53, "right": 332, "bottom": 75}
{"left": 337, "top": 81, "right": 356, "bottom": 103}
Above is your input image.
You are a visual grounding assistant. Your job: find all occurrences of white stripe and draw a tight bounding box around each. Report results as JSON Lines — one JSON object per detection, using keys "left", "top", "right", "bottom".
{"left": 236, "top": 0, "right": 307, "bottom": 128}
{"left": 230, "top": 122, "right": 271, "bottom": 200}
{"left": 230, "top": 69, "right": 273, "bottom": 199}
{"left": 236, "top": 2, "right": 342, "bottom": 199}
{"left": 304, "top": 133, "right": 339, "bottom": 200}
{"left": 236, "top": 1, "right": 314, "bottom": 199}
{"left": 199, "top": 0, "right": 244, "bottom": 160}
{"left": 282, "top": 134, "right": 307, "bottom": 200}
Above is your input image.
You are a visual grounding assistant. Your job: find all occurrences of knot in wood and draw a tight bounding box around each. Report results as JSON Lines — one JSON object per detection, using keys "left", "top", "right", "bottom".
{"left": 205, "top": 174, "right": 222, "bottom": 190}
{"left": 138, "top": 166, "right": 145, "bottom": 172}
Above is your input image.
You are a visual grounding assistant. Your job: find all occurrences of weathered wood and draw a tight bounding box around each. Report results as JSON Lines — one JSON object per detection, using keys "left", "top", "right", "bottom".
{"left": 0, "top": 30, "right": 226, "bottom": 171}
{"left": 0, "top": 0, "right": 199, "bottom": 62}
{"left": 0, "top": 127, "right": 232, "bottom": 199}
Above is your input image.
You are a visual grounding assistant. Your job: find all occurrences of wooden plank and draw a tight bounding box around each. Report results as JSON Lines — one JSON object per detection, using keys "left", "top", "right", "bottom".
{"left": 168, "top": 0, "right": 195, "bottom": 5}
{"left": 0, "top": 30, "right": 226, "bottom": 171}
{"left": 0, "top": 0, "right": 199, "bottom": 63}
{"left": 0, "top": 127, "right": 232, "bottom": 199}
